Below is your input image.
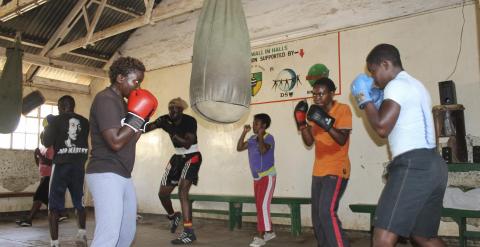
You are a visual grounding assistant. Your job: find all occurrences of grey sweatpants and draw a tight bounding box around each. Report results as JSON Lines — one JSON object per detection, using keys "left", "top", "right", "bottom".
{"left": 374, "top": 148, "right": 448, "bottom": 237}
{"left": 86, "top": 173, "right": 137, "bottom": 247}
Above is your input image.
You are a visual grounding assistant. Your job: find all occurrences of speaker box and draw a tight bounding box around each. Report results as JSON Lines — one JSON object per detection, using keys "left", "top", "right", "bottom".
{"left": 438, "top": 80, "right": 457, "bottom": 105}
{"left": 442, "top": 147, "right": 452, "bottom": 163}
{"left": 22, "top": 90, "right": 45, "bottom": 115}
{"left": 473, "top": 146, "right": 480, "bottom": 163}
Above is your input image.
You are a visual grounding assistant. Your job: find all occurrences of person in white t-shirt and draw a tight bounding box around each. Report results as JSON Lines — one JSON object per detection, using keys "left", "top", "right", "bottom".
{"left": 351, "top": 44, "right": 448, "bottom": 247}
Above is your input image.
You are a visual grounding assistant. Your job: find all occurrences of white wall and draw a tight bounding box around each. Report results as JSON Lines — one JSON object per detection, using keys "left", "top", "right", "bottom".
{"left": 130, "top": 4, "right": 480, "bottom": 236}
{"left": 121, "top": 0, "right": 464, "bottom": 70}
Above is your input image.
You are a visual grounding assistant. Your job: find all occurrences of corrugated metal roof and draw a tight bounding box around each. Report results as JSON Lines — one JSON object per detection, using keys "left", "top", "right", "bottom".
{"left": 59, "top": 53, "right": 105, "bottom": 68}
{"left": 1, "top": 0, "right": 79, "bottom": 45}
{"left": 0, "top": 0, "right": 159, "bottom": 89}
{"left": 0, "top": 0, "right": 148, "bottom": 59}
{"left": 109, "top": 0, "right": 146, "bottom": 15}
{"left": 61, "top": 4, "right": 137, "bottom": 63}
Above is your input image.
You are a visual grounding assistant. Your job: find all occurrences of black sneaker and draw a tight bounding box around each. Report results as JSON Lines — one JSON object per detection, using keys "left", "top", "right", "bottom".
{"left": 16, "top": 219, "right": 32, "bottom": 227}
{"left": 171, "top": 230, "right": 196, "bottom": 245}
{"left": 168, "top": 212, "right": 181, "bottom": 233}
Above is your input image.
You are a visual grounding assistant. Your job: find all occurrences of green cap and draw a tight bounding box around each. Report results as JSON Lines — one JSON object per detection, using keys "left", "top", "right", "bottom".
{"left": 306, "top": 64, "right": 329, "bottom": 87}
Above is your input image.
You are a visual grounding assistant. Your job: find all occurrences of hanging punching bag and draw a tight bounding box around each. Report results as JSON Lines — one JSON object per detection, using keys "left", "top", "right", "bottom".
{"left": 22, "top": 90, "right": 45, "bottom": 115}
{"left": 0, "top": 37, "right": 23, "bottom": 133}
{"left": 190, "top": 0, "right": 251, "bottom": 123}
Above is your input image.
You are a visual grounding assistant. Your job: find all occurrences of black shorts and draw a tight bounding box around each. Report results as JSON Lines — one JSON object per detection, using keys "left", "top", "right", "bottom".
{"left": 374, "top": 148, "right": 448, "bottom": 238}
{"left": 33, "top": 176, "right": 50, "bottom": 205}
{"left": 161, "top": 152, "right": 202, "bottom": 186}
{"left": 49, "top": 163, "right": 85, "bottom": 212}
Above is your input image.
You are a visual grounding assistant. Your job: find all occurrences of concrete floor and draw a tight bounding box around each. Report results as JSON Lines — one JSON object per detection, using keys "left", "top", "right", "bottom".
{"left": 0, "top": 211, "right": 411, "bottom": 247}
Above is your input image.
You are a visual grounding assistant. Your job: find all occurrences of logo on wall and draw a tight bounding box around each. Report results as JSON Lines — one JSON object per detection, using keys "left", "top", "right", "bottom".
{"left": 251, "top": 65, "right": 266, "bottom": 97}
{"left": 306, "top": 63, "right": 330, "bottom": 87}
{"left": 272, "top": 68, "right": 301, "bottom": 98}
{"left": 251, "top": 72, "right": 262, "bottom": 96}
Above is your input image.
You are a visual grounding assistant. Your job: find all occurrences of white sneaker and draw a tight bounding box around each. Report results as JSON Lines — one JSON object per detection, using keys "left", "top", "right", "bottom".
{"left": 75, "top": 233, "right": 87, "bottom": 247}
{"left": 50, "top": 240, "right": 60, "bottom": 247}
{"left": 263, "top": 232, "right": 276, "bottom": 242}
{"left": 249, "top": 236, "right": 266, "bottom": 247}
{"left": 58, "top": 215, "right": 68, "bottom": 222}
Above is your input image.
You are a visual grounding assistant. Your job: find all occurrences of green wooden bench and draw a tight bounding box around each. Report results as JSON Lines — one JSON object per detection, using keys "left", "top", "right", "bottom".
{"left": 171, "top": 194, "right": 311, "bottom": 236}
{"left": 0, "top": 192, "right": 35, "bottom": 198}
{"left": 349, "top": 204, "right": 480, "bottom": 247}
{"left": 447, "top": 162, "right": 480, "bottom": 173}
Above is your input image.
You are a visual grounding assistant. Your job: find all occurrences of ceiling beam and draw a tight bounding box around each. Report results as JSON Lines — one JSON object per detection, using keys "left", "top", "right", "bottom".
{"left": 51, "top": 1, "right": 95, "bottom": 51}
{"left": 91, "top": 0, "right": 140, "bottom": 18}
{"left": 85, "top": 0, "right": 107, "bottom": 46}
{"left": 67, "top": 52, "right": 108, "bottom": 62}
{"left": 81, "top": 5, "right": 90, "bottom": 29}
{"left": 43, "top": 0, "right": 88, "bottom": 55}
{"left": 0, "top": 47, "right": 107, "bottom": 78}
{"left": 0, "top": 0, "right": 49, "bottom": 21}
{"left": 0, "top": 33, "right": 108, "bottom": 63}
{"left": 0, "top": 68, "right": 91, "bottom": 94}
{"left": 48, "top": 0, "right": 204, "bottom": 57}
{"left": 0, "top": 33, "right": 43, "bottom": 48}
{"left": 150, "top": 0, "right": 203, "bottom": 23}
{"left": 144, "top": 0, "right": 155, "bottom": 24}
{"left": 32, "top": 76, "right": 90, "bottom": 94}
{"left": 25, "top": 0, "right": 89, "bottom": 81}
{"left": 49, "top": 18, "right": 144, "bottom": 57}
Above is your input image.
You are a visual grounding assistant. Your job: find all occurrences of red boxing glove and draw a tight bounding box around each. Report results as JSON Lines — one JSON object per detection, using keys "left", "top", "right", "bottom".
{"left": 294, "top": 100, "right": 308, "bottom": 129}
{"left": 122, "top": 89, "right": 158, "bottom": 132}
{"left": 128, "top": 89, "right": 158, "bottom": 119}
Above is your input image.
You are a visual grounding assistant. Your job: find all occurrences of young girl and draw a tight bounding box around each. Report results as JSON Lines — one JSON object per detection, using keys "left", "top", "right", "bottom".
{"left": 236, "top": 113, "right": 276, "bottom": 247}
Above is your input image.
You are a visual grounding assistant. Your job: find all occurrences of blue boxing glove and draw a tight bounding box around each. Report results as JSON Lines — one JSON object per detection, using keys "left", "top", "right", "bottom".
{"left": 351, "top": 73, "right": 374, "bottom": 109}
{"left": 371, "top": 87, "right": 384, "bottom": 110}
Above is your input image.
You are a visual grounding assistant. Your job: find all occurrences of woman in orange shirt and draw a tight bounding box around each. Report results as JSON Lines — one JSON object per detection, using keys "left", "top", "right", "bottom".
{"left": 294, "top": 77, "right": 352, "bottom": 247}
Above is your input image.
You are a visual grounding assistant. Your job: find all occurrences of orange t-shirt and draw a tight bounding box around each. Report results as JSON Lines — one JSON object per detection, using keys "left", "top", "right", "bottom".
{"left": 310, "top": 101, "right": 352, "bottom": 178}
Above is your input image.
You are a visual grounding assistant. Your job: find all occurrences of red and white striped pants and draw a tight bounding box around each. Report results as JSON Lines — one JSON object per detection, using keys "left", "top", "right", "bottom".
{"left": 253, "top": 175, "right": 276, "bottom": 232}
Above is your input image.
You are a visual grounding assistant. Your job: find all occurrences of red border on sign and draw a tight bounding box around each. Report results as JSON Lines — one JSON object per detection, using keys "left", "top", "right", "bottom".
{"left": 251, "top": 32, "right": 343, "bottom": 105}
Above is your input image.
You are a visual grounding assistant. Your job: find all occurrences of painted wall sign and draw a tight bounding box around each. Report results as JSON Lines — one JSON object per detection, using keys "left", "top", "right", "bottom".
{"left": 250, "top": 32, "right": 342, "bottom": 105}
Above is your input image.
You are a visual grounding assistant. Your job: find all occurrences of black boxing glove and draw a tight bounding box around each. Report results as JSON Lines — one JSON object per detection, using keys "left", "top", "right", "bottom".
{"left": 153, "top": 115, "right": 175, "bottom": 135}
{"left": 307, "top": 105, "right": 335, "bottom": 131}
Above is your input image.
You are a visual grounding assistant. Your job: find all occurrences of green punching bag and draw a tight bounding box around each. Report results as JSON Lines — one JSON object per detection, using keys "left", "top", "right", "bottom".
{"left": 190, "top": 0, "right": 251, "bottom": 123}
{"left": 0, "top": 37, "right": 23, "bottom": 133}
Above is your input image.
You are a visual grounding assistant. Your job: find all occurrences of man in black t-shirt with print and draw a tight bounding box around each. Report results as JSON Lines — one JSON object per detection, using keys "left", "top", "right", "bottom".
{"left": 43, "top": 95, "right": 89, "bottom": 247}
{"left": 145, "top": 97, "right": 202, "bottom": 245}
